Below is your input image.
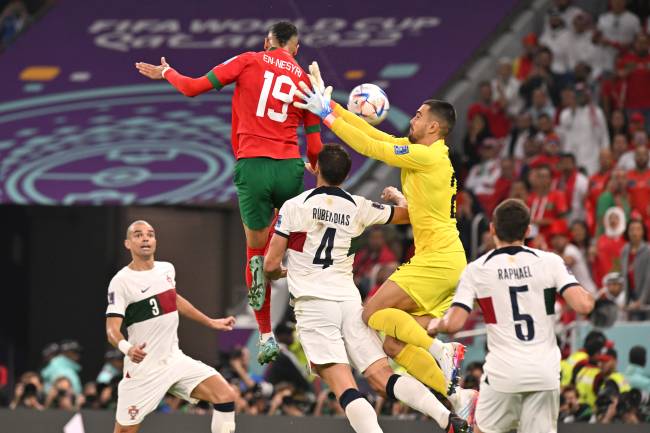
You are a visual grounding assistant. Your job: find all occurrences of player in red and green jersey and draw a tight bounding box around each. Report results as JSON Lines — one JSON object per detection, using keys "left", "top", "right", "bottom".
{"left": 136, "top": 22, "right": 323, "bottom": 364}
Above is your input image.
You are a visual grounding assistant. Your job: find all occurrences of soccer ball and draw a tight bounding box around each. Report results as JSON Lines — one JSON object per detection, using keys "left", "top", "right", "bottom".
{"left": 347, "top": 83, "right": 390, "bottom": 126}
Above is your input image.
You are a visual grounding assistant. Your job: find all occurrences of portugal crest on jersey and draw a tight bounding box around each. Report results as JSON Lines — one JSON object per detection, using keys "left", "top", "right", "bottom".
{"left": 128, "top": 405, "right": 139, "bottom": 420}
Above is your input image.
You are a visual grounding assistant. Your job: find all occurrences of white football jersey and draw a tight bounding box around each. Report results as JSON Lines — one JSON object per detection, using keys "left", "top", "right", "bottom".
{"left": 453, "top": 246, "right": 579, "bottom": 393}
{"left": 275, "top": 186, "right": 393, "bottom": 301}
{"left": 106, "top": 261, "right": 181, "bottom": 375}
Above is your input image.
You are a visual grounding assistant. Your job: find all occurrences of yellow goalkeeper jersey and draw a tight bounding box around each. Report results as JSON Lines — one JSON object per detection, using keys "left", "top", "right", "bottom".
{"left": 329, "top": 104, "right": 464, "bottom": 255}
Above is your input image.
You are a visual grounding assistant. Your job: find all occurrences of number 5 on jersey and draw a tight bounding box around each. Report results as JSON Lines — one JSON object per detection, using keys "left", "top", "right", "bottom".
{"left": 256, "top": 71, "right": 296, "bottom": 123}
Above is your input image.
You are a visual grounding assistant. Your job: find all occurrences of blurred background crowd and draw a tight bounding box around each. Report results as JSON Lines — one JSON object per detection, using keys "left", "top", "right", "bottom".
{"left": 1, "top": 0, "right": 650, "bottom": 426}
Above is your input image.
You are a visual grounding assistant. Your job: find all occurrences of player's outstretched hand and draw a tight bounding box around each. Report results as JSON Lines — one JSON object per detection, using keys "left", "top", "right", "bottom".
{"left": 135, "top": 57, "right": 170, "bottom": 80}
{"left": 128, "top": 343, "right": 147, "bottom": 363}
{"left": 294, "top": 80, "right": 333, "bottom": 119}
{"left": 381, "top": 186, "right": 407, "bottom": 207}
{"left": 308, "top": 61, "right": 326, "bottom": 94}
{"left": 210, "top": 316, "right": 236, "bottom": 332}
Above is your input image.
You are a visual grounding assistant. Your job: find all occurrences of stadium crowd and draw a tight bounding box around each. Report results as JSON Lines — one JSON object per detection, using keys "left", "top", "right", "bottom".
{"left": 2, "top": 0, "right": 650, "bottom": 426}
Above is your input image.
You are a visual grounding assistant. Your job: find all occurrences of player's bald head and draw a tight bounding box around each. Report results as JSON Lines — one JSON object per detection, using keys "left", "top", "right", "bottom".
{"left": 126, "top": 220, "right": 154, "bottom": 239}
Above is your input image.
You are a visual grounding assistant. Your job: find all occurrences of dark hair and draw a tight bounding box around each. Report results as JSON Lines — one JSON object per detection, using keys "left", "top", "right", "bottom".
{"left": 559, "top": 152, "right": 576, "bottom": 162}
{"left": 537, "top": 112, "right": 551, "bottom": 121}
{"left": 318, "top": 144, "right": 352, "bottom": 186}
{"left": 584, "top": 330, "right": 606, "bottom": 356}
{"left": 623, "top": 218, "right": 647, "bottom": 242}
{"left": 492, "top": 199, "right": 530, "bottom": 242}
{"left": 422, "top": 99, "right": 456, "bottom": 137}
{"left": 629, "top": 345, "right": 646, "bottom": 367}
{"left": 269, "top": 21, "right": 298, "bottom": 46}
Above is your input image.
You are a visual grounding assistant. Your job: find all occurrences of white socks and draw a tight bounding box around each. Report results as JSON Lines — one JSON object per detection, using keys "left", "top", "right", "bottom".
{"left": 388, "top": 374, "right": 450, "bottom": 429}
{"left": 344, "top": 398, "right": 383, "bottom": 433}
{"left": 340, "top": 388, "right": 383, "bottom": 433}
{"left": 211, "top": 402, "right": 235, "bottom": 433}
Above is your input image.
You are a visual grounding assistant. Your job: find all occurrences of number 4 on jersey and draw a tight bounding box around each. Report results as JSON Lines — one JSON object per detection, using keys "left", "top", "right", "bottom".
{"left": 313, "top": 228, "right": 336, "bottom": 269}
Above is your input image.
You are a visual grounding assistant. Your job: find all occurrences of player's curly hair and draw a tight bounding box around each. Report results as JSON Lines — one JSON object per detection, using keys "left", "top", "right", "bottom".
{"left": 269, "top": 21, "right": 298, "bottom": 46}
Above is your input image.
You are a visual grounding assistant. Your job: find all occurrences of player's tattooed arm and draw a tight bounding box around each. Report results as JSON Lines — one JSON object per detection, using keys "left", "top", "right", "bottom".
{"left": 264, "top": 234, "right": 289, "bottom": 281}
{"left": 106, "top": 316, "right": 147, "bottom": 363}
{"left": 176, "top": 294, "right": 236, "bottom": 331}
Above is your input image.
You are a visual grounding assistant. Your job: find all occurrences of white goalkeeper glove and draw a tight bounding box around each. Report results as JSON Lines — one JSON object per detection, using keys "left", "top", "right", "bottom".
{"left": 294, "top": 61, "right": 333, "bottom": 119}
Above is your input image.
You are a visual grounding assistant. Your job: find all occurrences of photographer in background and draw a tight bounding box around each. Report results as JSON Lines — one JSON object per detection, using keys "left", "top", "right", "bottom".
{"left": 9, "top": 371, "right": 44, "bottom": 410}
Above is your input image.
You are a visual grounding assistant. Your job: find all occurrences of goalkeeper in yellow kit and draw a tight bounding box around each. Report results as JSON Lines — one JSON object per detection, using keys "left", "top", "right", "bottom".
{"left": 295, "top": 64, "right": 468, "bottom": 402}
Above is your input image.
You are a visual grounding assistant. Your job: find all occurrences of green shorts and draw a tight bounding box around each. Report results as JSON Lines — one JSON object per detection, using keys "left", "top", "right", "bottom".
{"left": 234, "top": 157, "right": 305, "bottom": 230}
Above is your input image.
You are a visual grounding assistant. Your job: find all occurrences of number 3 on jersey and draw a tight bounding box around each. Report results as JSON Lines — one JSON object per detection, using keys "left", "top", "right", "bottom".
{"left": 256, "top": 71, "right": 296, "bottom": 123}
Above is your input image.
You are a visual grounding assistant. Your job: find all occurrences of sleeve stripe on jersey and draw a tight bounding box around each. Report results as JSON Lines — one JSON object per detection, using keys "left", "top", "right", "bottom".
{"left": 559, "top": 282, "right": 580, "bottom": 295}
{"left": 274, "top": 230, "right": 290, "bottom": 239}
{"left": 384, "top": 206, "right": 395, "bottom": 224}
{"left": 305, "top": 124, "right": 321, "bottom": 134}
{"left": 106, "top": 313, "right": 124, "bottom": 318}
{"left": 206, "top": 70, "right": 224, "bottom": 90}
{"left": 451, "top": 302, "right": 472, "bottom": 313}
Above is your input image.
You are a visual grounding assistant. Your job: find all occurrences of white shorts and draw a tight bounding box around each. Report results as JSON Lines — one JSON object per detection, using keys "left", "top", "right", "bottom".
{"left": 294, "top": 297, "right": 386, "bottom": 374}
{"left": 116, "top": 352, "right": 218, "bottom": 426}
{"left": 475, "top": 375, "right": 559, "bottom": 433}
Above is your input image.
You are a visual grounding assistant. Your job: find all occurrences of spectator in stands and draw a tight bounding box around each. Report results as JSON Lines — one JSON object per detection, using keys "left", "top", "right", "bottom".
{"left": 618, "top": 33, "right": 650, "bottom": 128}
{"left": 596, "top": 0, "right": 642, "bottom": 72}
{"left": 489, "top": 157, "right": 518, "bottom": 215}
{"left": 628, "top": 111, "right": 647, "bottom": 136}
{"left": 527, "top": 164, "right": 569, "bottom": 243}
{"left": 352, "top": 226, "right": 396, "bottom": 295}
{"left": 588, "top": 149, "right": 613, "bottom": 234}
{"left": 467, "top": 80, "right": 510, "bottom": 138}
{"left": 0, "top": 0, "right": 29, "bottom": 49}
{"left": 41, "top": 339, "right": 82, "bottom": 395}
{"left": 620, "top": 219, "right": 650, "bottom": 320}
{"left": 568, "top": 13, "right": 608, "bottom": 79}
{"left": 596, "top": 271, "right": 626, "bottom": 312}
{"left": 596, "top": 169, "right": 631, "bottom": 235}
{"left": 95, "top": 348, "right": 122, "bottom": 385}
{"left": 265, "top": 322, "right": 312, "bottom": 394}
{"left": 557, "top": 153, "right": 589, "bottom": 222}
{"left": 570, "top": 220, "right": 592, "bottom": 263}
{"left": 618, "top": 132, "right": 650, "bottom": 172}
{"left": 558, "top": 83, "right": 610, "bottom": 175}
{"left": 550, "top": 219, "right": 597, "bottom": 294}
{"left": 626, "top": 145, "right": 650, "bottom": 220}
{"left": 491, "top": 57, "right": 523, "bottom": 118}
{"left": 464, "top": 138, "right": 502, "bottom": 211}
{"left": 559, "top": 385, "right": 592, "bottom": 423}
{"left": 541, "top": 9, "right": 573, "bottom": 75}
{"left": 530, "top": 134, "right": 562, "bottom": 177}
{"left": 520, "top": 46, "right": 561, "bottom": 106}
{"left": 608, "top": 109, "right": 628, "bottom": 140}
{"left": 600, "top": 69, "right": 627, "bottom": 117}
{"left": 513, "top": 32, "right": 538, "bottom": 81}
{"left": 40, "top": 342, "right": 59, "bottom": 368}
{"left": 625, "top": 346, "right": 650, "bottom": 393}
{"left": 612, "top": 133, "right": 630, "bottom": 164}
{"left": 461, "top": 112, "right": 492, "bottom": 172}
{"left": 593, "top": 206, "right": 627, "bottom": 286}
{"left": 528, "top": 87, "right": 556, "bottom": 122}
{"left": 503, "top": 112, "right": 536, "bottom": 159}
{"left": 455, "top": 190, "right": 488, "bottom": 261}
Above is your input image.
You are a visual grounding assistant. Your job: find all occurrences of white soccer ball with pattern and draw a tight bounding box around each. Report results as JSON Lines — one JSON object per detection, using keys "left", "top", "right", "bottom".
{"left": 347, "top": 83, "right": 390, "bottom": 126}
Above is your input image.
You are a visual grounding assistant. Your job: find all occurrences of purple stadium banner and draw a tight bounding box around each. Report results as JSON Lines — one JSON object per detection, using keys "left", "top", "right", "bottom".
{"left": 0, "top": 0, "right": 518, "bottom": 205}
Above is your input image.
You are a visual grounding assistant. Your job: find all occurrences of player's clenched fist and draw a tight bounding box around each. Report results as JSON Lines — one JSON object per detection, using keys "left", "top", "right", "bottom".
{"left": 209, "top": 316, "right": 236, "bottom": 331}
{"left": 128, "top": 343, "right": 147, "bottom": 363}
{"left": 381, "top": 186, "right": 407, "bottom": 207}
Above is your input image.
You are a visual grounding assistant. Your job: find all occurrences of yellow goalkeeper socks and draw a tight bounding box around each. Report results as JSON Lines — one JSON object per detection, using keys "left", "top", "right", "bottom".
{"left": 394, "top": 344, "right": 447, "bottom": 396}
{"left": 368, "top": 308, "right": 433, "bottom": 349}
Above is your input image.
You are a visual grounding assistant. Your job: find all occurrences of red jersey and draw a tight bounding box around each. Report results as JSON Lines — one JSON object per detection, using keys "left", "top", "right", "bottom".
{"left": 527, "top": 190, "right": 568, "bottom": 241}
{"left": 164, "top": 48, "right": 322, "bottom": 165}
{"left": 467, "top": 102, "right": 511, "bottom": 138}
{"left": 627, "top": 169, "right": 650, "bottom": 219}
{"left": 618, "top": 52, "right": 650, "bottom": 109}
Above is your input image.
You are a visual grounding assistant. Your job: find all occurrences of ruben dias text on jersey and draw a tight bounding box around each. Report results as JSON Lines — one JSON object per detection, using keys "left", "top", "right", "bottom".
{"left": 312, "top": 208, "right": 351, "bottom": 226}
{"left": 497, "top": 266, "right": 533, "bottom": 281}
